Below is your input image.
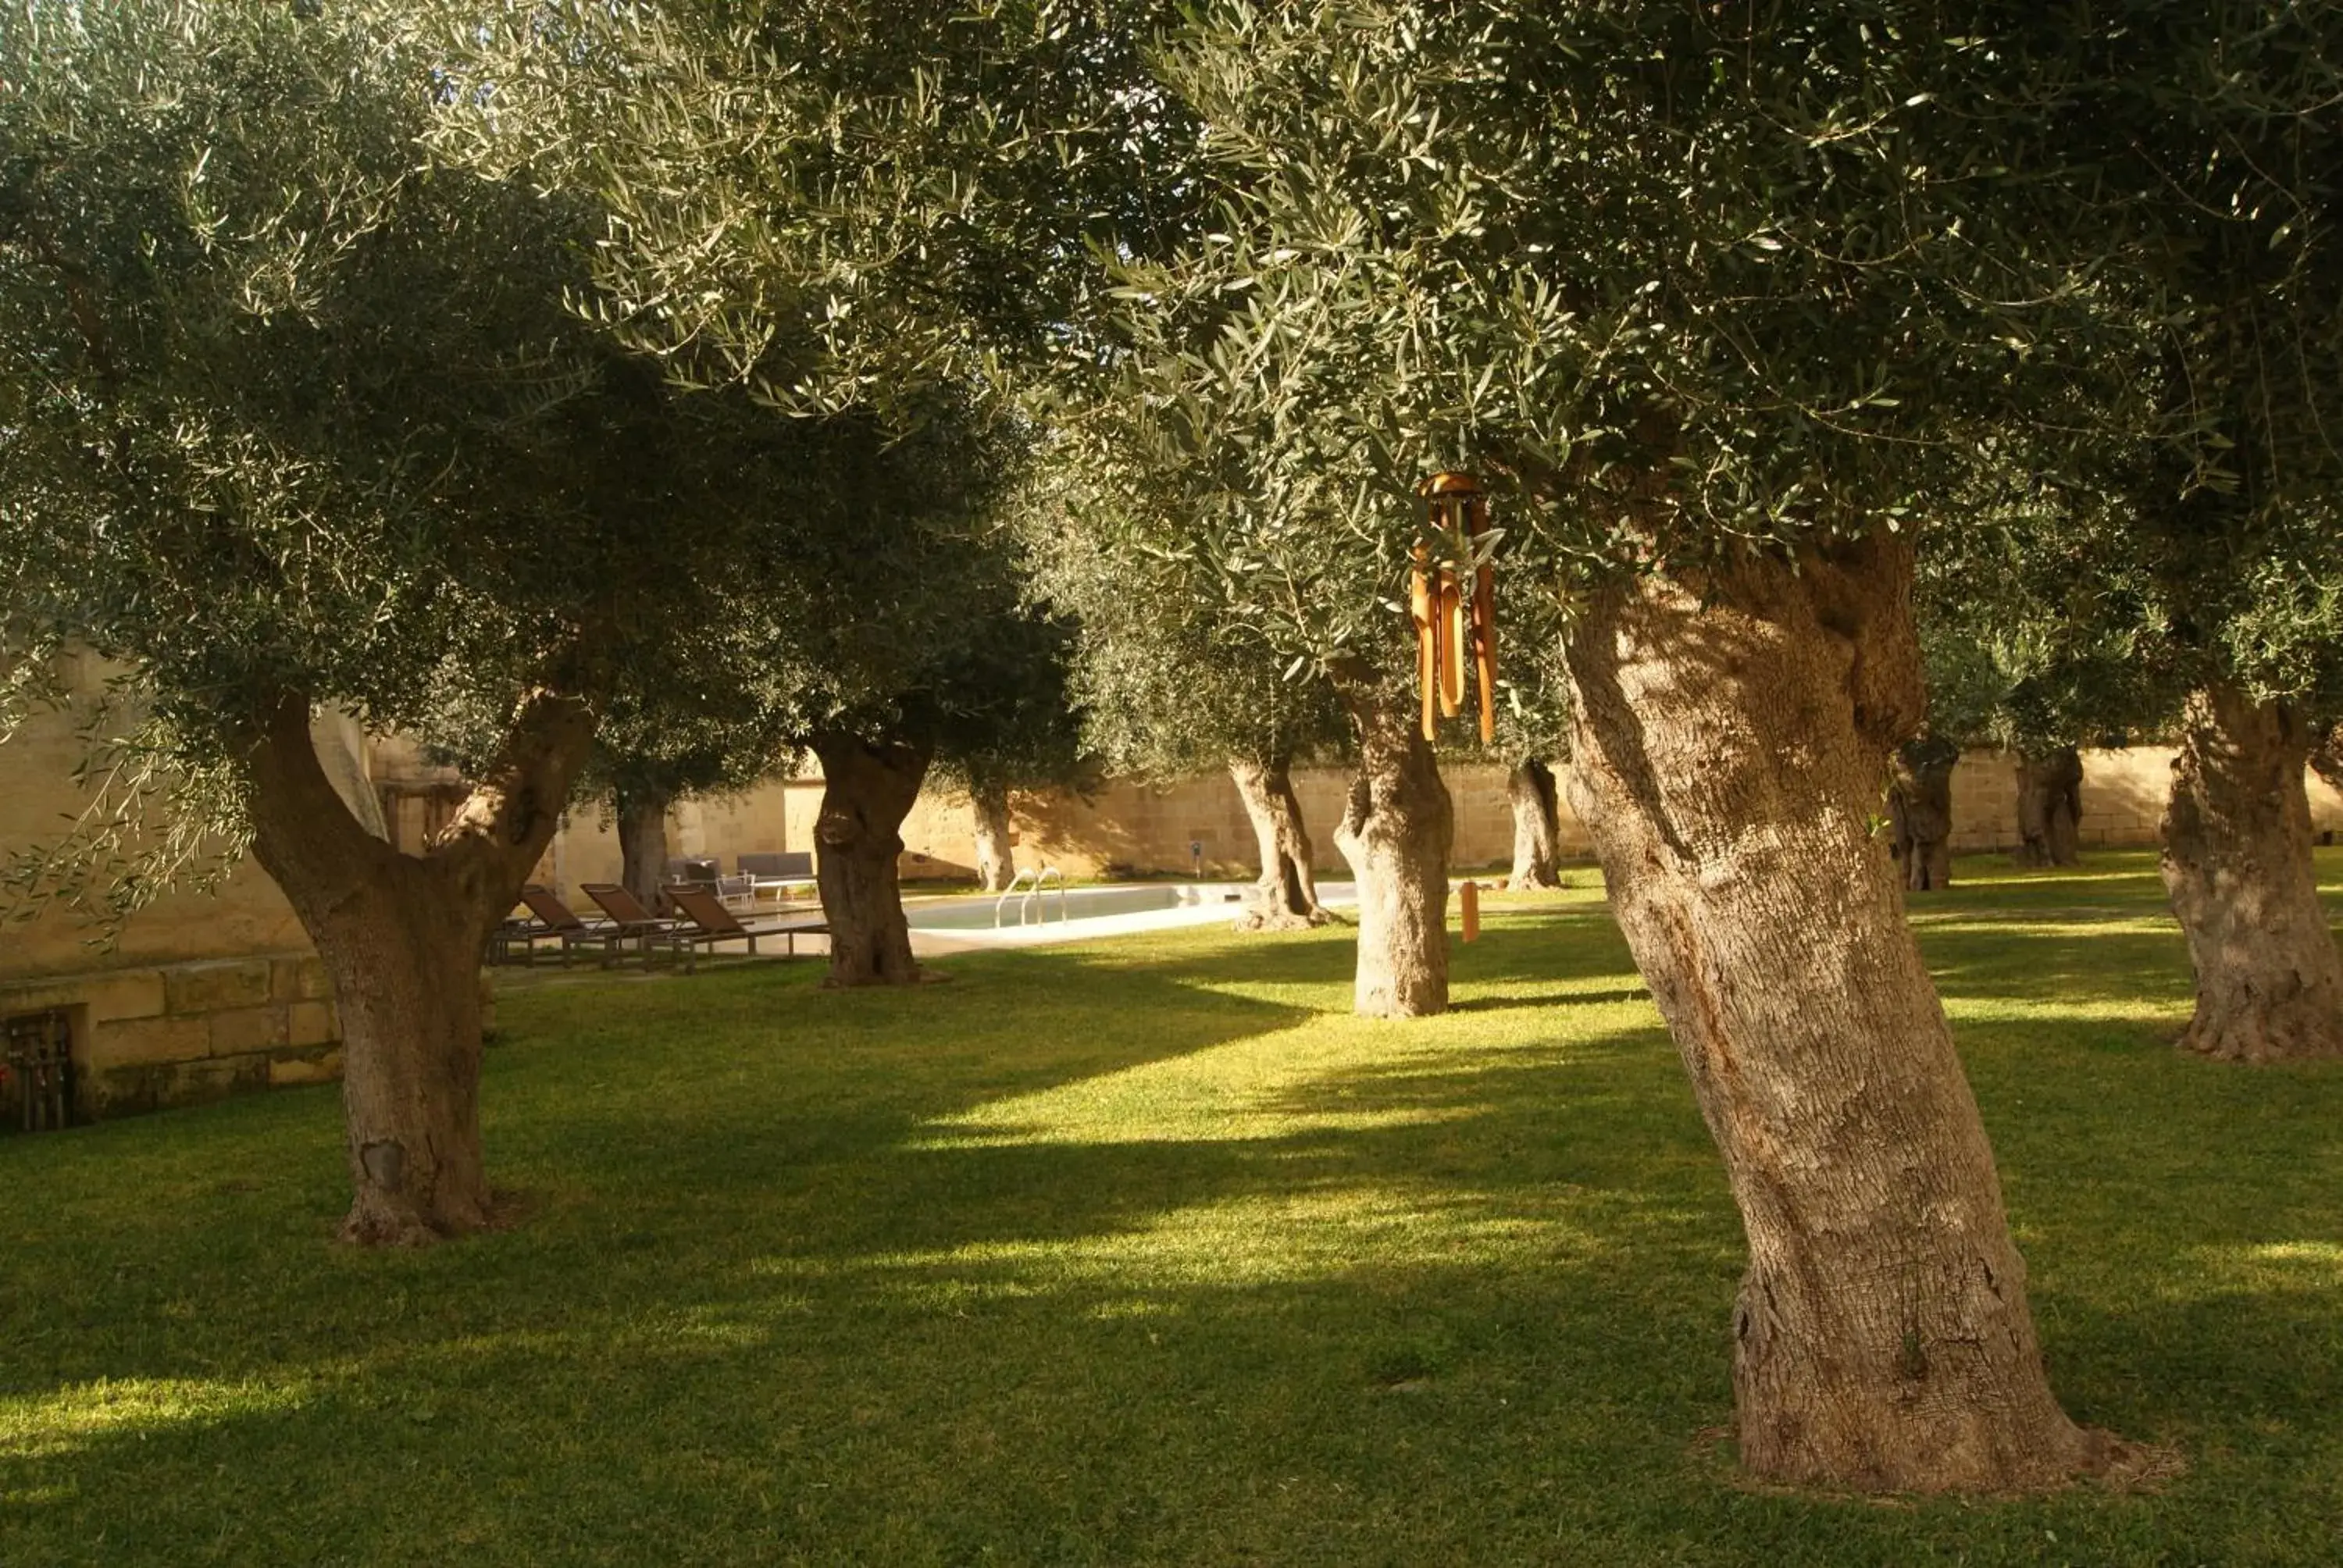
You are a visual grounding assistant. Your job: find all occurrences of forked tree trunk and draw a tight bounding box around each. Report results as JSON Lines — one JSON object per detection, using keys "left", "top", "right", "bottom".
{"left": 1331, "top": 679, "right": 1452, "bottom": 1017}
{"left": 2160, "top": 683, "right": 2343, "bottom": 1062}
{"left": 971, "top": 782, "right": 1017, "bottom": 894}
{"left": 1507, "top": 757, "right": 1564, "bottom": 890}
{"left": 1230, "top": 755, "right": 1328, "bottom": 930}
{"left": 244, "top": 688, "right": 594, "bottom": 1245}
{"left": 2014, "top": 747, "right": 2082, "bottom": 868}
{"left": 811, "top": 730, "right": 931, "bottom": 986}
{"left": 1561, "top": 536, "right": 2102, "bottom": 1493}
{"left": 1889, "top": 738, "right": 1959, "bottom": 892}
{"left": 615, "top": 786, "right": 672, "bottom": 906}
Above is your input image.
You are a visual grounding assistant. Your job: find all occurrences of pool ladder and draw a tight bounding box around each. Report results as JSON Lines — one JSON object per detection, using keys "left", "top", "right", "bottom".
{"left": 995, "top": 866, "right": 1068, "bottom": 928}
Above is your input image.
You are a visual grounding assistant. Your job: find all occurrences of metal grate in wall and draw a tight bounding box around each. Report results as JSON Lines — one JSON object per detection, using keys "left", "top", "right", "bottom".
{"left": 2, "top": 1010, "right": 73, "bottom": 1133}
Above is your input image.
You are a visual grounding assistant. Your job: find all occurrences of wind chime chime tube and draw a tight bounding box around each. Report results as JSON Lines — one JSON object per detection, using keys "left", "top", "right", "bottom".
{"left": 1410, "top": 472, "right": 1498, "bottom": 745}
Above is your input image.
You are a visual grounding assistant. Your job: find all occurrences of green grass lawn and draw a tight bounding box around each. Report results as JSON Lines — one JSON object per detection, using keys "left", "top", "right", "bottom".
{"left": 5, "top": 850, "right": 2342, "bottom": 1566}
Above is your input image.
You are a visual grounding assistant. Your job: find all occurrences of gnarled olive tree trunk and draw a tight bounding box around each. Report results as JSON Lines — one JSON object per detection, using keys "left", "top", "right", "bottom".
{"left": 1230, "top": 755, "right": 1328, "bottom": 930}
{"left": 1561, "top": 536, "right": 2101, "bottom": 1493}
{"left": 1331, "top": 677, "right": 1451, "bottom": 1017}
{"left": 245, "top": 688, "right": 594, "bottom": 1245}
{"left": 2160, "top": 684, "right": 2343, "bottom": 1062}
{"left": 615, "top": 786, "right": 672, "bottom": 906}
{"left": 1888, "top": 738, "right": 1958, "bottom": 892}
{"left": 2014, "top": 747, "right": 2082, "bottom": 868}
{"left": 1507, "top": 757, "right": 1564, "bottom": 890}
{"left": 971, "top": 782, "right": 1017, "bottom": 894}
{"left": 811, "top": 730, "right": 931, "bottom": 986}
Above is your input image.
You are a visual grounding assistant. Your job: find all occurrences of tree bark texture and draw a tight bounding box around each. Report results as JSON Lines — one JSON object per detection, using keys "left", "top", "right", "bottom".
{"left": 1507, "top": 757, "right": 1564, "bottom": 890}
{"left": 1560, "top": 536, "right": 2099, "bottom": 1493}
{"left": 1888, "top": 739, "right": 1958, "bottom": 892}
{"left": 245, "top": 687, "right": 594, "bottom": 1245}
{"left": 2160, "top": 684, "right": 2343, "bottom": 1063}
{"left": 971, "top": 782, "right": 1017, "bottom": 894}
{"left": 2014, "top": 748, "right": 2082, "bottom": 868}
{"left": 811, "top": 731, "right": 931, "bottom": 986}
{"left": 615, "top": 787, "right": 672, "bottom": 906}
{"left": 1230, "top": 756, "right": 1328, "bottom": 930}
{"left": 1331, "top": 682, "right": 1452, "bottom": 1017}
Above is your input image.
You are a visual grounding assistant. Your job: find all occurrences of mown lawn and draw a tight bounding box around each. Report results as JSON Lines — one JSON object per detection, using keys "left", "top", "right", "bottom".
{"left": 4, "top": 850, "right": 2341, "bottom": 1566}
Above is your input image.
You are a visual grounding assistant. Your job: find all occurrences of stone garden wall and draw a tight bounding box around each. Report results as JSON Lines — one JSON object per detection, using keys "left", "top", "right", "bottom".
{"left": 0, "top": 953, "right": 342, "bottom": 1121}
{"left": 506, "top": 746, "right": 2343, "bottom": 898}
{"left": 2, "top": 653, "right": 351, "bottom": 1125}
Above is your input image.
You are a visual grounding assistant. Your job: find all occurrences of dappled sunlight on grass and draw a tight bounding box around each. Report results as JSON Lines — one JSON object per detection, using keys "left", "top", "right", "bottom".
{"left": 1910, "top": 915, "right": 2178, "bottom": 935}
{"left": 1942, "top": 993, "right": 2191, "bottom": 1026}
{"left": 825, "top": 1182, "right": 1629, "bottom": 1295}
{"left": 912, "top": 1021, "right": 1482, "bottom": 1149}
{"left": 2167, "top": 1242, "right": 2343, "bottom": 1299}
{"left": 0, "top": 1375, "right": 319, "bottom": 1464}
{"left": 911, "top": 985, "right": 1652, "bottom": 1149}
{"left": 1943, "top": 866, "right": 2173, "bottom": 890}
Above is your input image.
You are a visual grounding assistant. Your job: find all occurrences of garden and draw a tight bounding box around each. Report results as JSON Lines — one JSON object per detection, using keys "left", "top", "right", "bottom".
{"left": 5, "top": 1, "right": 2343, "bottom": 1556}
{"left": 5, "top": 856, "right": 2342, "bottom": 1564}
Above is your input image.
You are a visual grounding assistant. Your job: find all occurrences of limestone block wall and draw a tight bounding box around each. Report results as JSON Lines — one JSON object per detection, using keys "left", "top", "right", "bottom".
{"left": 1948, "top": 746, "right": 2343, "bottom": 852}
{"left": 515, "top": 761, "right": 1589, "bottom": 900}
{"left": 0, "top": 953, "right": 341, "bottom": 1121}
{"left": 505, "top": 740, "right": 2331, "bottom": 897}
{"left": 2, "top": 652, "right": 350, "bottom": 1126}
{"left": 982, "top": 762, "right": 1580, "bottom": 882}
{"left": 5, "top": 656, "right": 315, "bottom": 984}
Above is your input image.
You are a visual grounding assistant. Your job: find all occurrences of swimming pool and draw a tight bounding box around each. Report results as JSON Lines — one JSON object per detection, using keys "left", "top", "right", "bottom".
{"left": 905, "top": 882, "right": 1234, "bottom": 931}
{"left": 902, "top": 881, "right": 1359, "bottom": 947}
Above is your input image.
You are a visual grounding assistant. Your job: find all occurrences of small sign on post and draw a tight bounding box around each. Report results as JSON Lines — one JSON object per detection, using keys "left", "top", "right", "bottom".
{"left": 1189, "top": 839, "right": 1204, "bottom": 879}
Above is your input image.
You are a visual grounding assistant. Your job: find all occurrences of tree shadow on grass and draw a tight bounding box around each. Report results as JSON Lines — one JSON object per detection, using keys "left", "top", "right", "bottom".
{"left": 1446, "top": 987, "right": 1650, "bottom": 1013}
{"left": 9, "top": 884, "right": 2343, "bottom": 1564}
{"left": 1919, "top": 922, "right": 2195, "bottom": 1014}
{"left": 8, "top": 993, "right": 2343, "bottom": 1566}
{"left": 0, "top": 1001, "right": 1749, "bottom": 1564}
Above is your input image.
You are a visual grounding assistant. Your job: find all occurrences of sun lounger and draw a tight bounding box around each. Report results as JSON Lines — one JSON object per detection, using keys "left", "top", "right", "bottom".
{"left": 577, "top": 883, "right": 690, "bottom": 960}
{"left": 492, "top": 886, "right": 623, "bottom": 967}
{"left": 658, "top": 885, "right": 829, "bottom": 972}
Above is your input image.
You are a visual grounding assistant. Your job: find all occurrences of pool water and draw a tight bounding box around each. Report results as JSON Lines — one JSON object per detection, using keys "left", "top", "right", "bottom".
{"left": 904, "top": 883, "right": 1242, "bottom": 932}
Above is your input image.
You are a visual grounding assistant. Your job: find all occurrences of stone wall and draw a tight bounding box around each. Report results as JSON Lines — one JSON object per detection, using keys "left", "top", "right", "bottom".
{"left": 1951, "top": 746, "right": 2343, "bottom": 851}
{"left": 1, "top": 653, "right": 351, "bottom": 1127}
{"left": 3, "top": 654, "right": 318, "bottom": 984}
{"left": 510, "top": 746, "right": 2343, "bottom": 900}
{"left": 1, "top": 953, "right": 341, "bottom": 1122}
{"left": 997, "top": 762, "right": 1558, "bottom": 881}
{"left": 501, "top": 761, "right": 1568, "bottom": 899}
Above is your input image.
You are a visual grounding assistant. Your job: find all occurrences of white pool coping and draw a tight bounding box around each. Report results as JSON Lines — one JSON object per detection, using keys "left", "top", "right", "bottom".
{"left": 904, "top": 881, "right": 1361, "bottom": 956}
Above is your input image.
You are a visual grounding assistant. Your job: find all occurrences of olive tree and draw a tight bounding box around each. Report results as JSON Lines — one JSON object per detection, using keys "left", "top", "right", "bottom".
{"left": 1920, "top": 470, "right": 2343, "bottom": 1061}
{"left": 1027, "top": 476, "right": 1348, "bottom": 927}
{"left": 1919, "top": 0, "right": 2343, "bottom": 1059}
{"left": 0, "top": 0, "right": 1001, "bottom": 1238}
{"left": 768, "top": 465, "right": 1076, "bottom": 986}
{"left": 412, "top": 0, "right": 2277, "bottom": 1490}
{"left": 921, "top": 600, "right": 1089, "bottom": 900}
{"left": 2070, "top": 9, "right": 2343, "bottom": 1064}
{"left": 1076, "top": 1, "right": 2164, "bottom": 1491}
{"left": 1912, "top": 507, "right": 2166, "bottom": 881}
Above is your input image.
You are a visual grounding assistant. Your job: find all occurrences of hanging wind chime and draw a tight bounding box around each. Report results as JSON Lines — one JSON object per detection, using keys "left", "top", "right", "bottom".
{"left": 1410, "top": 472, "right": 1498, "bottom": 746}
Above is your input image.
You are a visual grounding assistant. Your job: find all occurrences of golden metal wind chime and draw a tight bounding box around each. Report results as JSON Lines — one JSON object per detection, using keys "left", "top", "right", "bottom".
{"left": 1410, "top": 472, "right": 1497, "bottom": 747}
